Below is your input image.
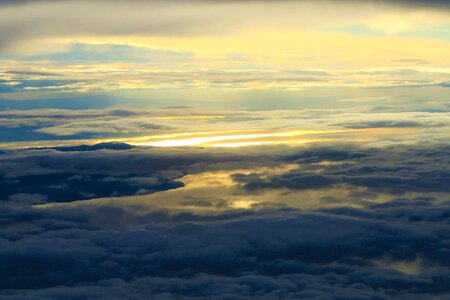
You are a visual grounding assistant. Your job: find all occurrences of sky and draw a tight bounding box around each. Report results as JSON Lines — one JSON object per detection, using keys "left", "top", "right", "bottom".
{"left": 0, "top": 0, "right": 449, "bottom": 299}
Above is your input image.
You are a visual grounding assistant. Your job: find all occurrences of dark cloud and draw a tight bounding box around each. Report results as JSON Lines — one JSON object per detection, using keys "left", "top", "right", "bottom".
{"left": 0, "top": 172, "right": 184, "bottom": 203}
{"left": 233, "top": 145, "right": 450, "bottom": 194}
{"left": 283, "top": 147, "right": 370, "bottom": 163}
{"left": 0, "top": 198, "right": 449, "bottom": 299}
{"left": 337, "top": 120, "right": 447, "bottom": 129}
{"left": 180, "top": 198, "right": 215, "bottom": 207}
{"left": 1, "top": 143, "right": 449, "bottom": 205}
{"left": 233, "top": 173, "right": 337, "bottom": 190}
{"left": 0, "top": 143, "right": 448, "bottom": 298}
{"left": 50, "top": 142, "right": 134, "bottom": 152}
{"left": 0, "top": 146, "right": 274, "bottom": 203}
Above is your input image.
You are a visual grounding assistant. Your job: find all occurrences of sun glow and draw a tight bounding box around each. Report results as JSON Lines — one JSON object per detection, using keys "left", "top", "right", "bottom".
{"left": 0, "top": 127, "right": 416, "bottom": 150}
{"left": 134, "top": 129, "right": 347, "bottom": 147}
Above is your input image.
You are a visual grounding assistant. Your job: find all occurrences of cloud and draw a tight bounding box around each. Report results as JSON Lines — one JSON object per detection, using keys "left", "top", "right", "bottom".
{"left": 2, "top": 59, "right": 449, "bottom": 95}
{"left": 0, "top": 144, "right": 277, "bottom": 203}
{"left": 0, "top": 106, "right": 237, "bottom": 139}
{"left": 0, "top": 1, "right": 448, "bottom": 297}
{"left": 35, "top": 119, "right": 171, "bottom": 136}
{"left": 233, "top": 144, "right": 450, "bottom": 194}
{"left": 50, "top": 142, "right": 134, "bottom": 152}
{"left": 7, "top": 193, "right": 48, "bottom": 204}
{"left": 0, "top": 197, "right": 449, "bottom": 298}
{"left": 0, "top": 0, "right": 449, "bottom": 54}
{"left": 337, "top": 120, "right": 446, "bottom": 129}
{"left": 0, "top": 142, "right": 448, "bottom": 298}
{"left": 233, "top": 173, "right": 337, "bottom": 190}
{"left": 4, "top": 42, "right": 196, "bottom": 64}
{"left": 5, "top": 70, "right": 63, "bottom": 77}
{"left": 1, "top": 142, "right": 449, "bottom": 208}
{"left": 0, "top": 105, "right": 448, "bottom": 148}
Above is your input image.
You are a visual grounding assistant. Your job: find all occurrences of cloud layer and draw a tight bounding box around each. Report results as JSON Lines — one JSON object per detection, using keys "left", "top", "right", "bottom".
{"left": 0, "top": 198, "right": 449, "bottom": 299}
{"left": 0, "top": 135, "right": 449, "bottom": 299}
{"left": 1, "top": 1, "right": 449, "bottom": 298}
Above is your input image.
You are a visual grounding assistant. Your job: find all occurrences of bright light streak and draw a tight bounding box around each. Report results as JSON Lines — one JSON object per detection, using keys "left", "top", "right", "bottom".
{"left": 134, "top": 129, "right": 346, "bottom": 147}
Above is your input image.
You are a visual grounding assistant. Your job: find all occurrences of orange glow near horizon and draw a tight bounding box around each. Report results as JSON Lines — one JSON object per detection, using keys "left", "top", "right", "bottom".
{"left": 133, "top": 129, "right": 348, "bottom": 147}
{"left": 0, "top": 127, "right": 419, "bottom": 149}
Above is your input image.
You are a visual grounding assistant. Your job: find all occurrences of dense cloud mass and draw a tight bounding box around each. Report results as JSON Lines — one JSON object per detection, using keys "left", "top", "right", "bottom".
{"left": 0, "top": 145, "right": 268, "bottom": 203}
{"left": 233, "top": 146, "right": 450, "bottom": 194}
{"left": 1, "top": 143, "right": 449, "bottom": 204}
{"left": 0, "top": 143, "right": 449, "bottom": 299}
{"left": 0, "top": 199, "right": 449, "bottom": 299}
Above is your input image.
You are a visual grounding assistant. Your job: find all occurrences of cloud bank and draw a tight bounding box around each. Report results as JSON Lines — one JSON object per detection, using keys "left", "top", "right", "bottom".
{"left": 0, "top": 136, "right": 449, "bottom": 299}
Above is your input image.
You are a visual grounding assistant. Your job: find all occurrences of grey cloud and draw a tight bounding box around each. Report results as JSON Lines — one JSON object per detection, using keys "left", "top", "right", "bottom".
{"left": 0, "top": 0, "right": 448, "bottom": 53}
{"left": 5, "top": 70, "right": 63, "bottom": 77}
{"left": 0, "top": 144, "right": 274, "bottom": 203}
{"left": 328, "top": 111, "right": 450, "bottom": 133}
{"left": 180, "top": 198, "right": 215, "bottom": 207}
{"left": 0, "top": 198, "right": 449, "bottom": 298}
{"left": 0, "top": 67, "right": 335, "bottom": 94}
{"left": 233, "top": 144, "right": 450, "bottom": 194}
{"left": 2, "top": 106, "right": 448, "bottom": 144}
{"left": 233, "top": 173, "right": 337, "bottom": 190}
{"left": 0, "top": 107, "right": 214, "bottom": 137}
{"left": 35, "top": 119, "right": 171, "bottom": 136}
{"left": 0, "top": 143, "right": 449, "bottom": 298}
{"left": 1, "top": 142, "right": 449, "bottom": 205}
{"left": 7, "top": 193, "right": 47, "bottom": 204}
{"left": 50, "top": 142, "right": 133, "bottom": 152}
{"left": 337, "top": 120, "right": 448, "bottom": 129}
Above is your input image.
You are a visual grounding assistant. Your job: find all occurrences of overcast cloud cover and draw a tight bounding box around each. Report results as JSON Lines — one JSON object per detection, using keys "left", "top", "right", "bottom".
{"left": 0, "top": 143, "right": 449, "bottom": 299}
{"left": 0, "top": 0, "right": 449, "bottom": 299}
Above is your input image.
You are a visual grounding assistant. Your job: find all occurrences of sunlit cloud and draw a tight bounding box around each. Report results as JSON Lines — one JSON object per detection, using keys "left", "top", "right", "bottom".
{"left": 1, "top": 1, "right": 450, "bottom": 298}
{"left": 0, "top": 0, "right": 449, "bottom": 100}
{"left": 134, "top": 129, "right": 346, "bottom": 147}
